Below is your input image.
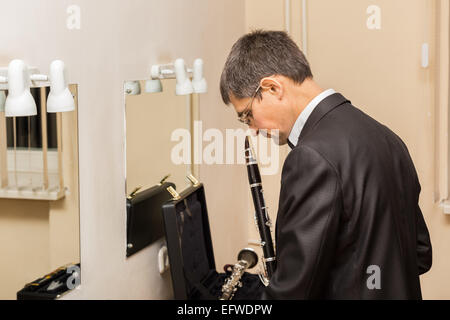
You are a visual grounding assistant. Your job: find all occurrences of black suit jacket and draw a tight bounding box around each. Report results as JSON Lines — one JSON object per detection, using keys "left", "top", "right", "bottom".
{"left": 261, "top": 93, "right": 432, "bottom": 299}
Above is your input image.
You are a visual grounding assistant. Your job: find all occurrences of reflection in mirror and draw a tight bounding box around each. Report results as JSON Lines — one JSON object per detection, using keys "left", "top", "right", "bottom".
{"left": 0, "top": 85, "right": 80, "bottom": 299}
{"left": 125, "top": 79, "right": 198, "bottom": 195}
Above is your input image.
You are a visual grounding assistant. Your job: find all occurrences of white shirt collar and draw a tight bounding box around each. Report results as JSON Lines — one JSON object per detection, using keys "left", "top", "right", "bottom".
{"left": 288, "top": 89, "right": 336, "bottom": 147}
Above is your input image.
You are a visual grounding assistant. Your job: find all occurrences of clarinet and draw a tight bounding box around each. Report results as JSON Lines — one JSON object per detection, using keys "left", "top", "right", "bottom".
{"left": 244, "top": 136, "right": 276, "bottom": 284}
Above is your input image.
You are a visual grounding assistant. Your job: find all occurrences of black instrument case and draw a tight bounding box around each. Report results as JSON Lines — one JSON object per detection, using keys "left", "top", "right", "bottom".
{"left": 162, "top": 182, "right": 263, "bottom": 300}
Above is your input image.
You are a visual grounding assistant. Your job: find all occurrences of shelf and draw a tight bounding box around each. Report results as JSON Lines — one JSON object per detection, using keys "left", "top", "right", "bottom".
{"left": 0, "top": 186, "right": 65, "bottom": 201}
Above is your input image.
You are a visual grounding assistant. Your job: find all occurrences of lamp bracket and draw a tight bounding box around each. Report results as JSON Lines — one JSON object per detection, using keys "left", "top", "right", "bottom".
{"left": 151, "top": 63, "right": 193, "bottom": 80}
{"left": 0, "top": 67, "right": 50, "bottom": 90}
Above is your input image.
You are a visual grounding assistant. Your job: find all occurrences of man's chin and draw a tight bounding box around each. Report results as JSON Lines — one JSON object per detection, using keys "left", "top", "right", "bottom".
{"left": 259, "top": 129, "right": 286, "bottom": 145}
{"left": 273, "top": 135, "right": 287, "bottom": 146}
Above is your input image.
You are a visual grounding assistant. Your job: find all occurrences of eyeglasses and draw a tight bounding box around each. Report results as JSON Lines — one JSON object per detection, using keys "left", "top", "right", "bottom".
{"left": 237, "top": 84, "right": 262, "bottom": 125}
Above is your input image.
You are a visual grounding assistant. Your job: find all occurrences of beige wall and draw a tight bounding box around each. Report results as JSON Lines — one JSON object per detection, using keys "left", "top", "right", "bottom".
{"left": 0, "top": 0, "right": 246, "bottom": 299}
{"left": 245, "top": 0, "right": 450, "bottom": 299}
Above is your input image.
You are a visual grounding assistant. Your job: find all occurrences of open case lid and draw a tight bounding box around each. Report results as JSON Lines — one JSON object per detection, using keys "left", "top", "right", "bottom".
{"left": 162, "top": 183, "right": 216, "bottom": 299}
{"left": 126, "top": 182, "right": 175, "bottom": 257}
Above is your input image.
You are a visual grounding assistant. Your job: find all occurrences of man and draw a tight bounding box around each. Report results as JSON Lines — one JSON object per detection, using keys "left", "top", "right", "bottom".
{"left": 220, "top": 30, "right": 432, "bottom": 299}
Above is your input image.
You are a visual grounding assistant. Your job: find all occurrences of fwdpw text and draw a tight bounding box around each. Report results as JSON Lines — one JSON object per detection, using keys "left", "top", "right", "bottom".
{"left": 222, "top": 304, "right": 272, "bottom": 315}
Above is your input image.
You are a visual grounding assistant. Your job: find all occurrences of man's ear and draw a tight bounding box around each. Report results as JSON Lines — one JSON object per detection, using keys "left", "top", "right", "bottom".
{"left": 260, "top": 76, "right": 284, "bottom": 100}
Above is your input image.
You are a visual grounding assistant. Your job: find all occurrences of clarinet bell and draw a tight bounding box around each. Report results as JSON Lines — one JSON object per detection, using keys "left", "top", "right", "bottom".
{"left": 237, "top": 248, "right": 258, "bottom": 269}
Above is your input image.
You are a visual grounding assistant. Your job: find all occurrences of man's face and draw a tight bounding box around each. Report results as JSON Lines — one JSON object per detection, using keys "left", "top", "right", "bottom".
{"left": 229, "top": 84, "right": 291, "bottom": 145}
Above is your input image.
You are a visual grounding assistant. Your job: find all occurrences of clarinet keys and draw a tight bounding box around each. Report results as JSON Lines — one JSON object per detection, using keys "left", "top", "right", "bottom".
{"left": 220, "top": 248, "right": 258, "bottom": 300}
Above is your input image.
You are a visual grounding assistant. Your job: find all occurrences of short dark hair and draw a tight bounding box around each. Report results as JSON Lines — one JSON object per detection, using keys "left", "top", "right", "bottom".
{"left": 220, "top": 30, "right": 313, "bottom": 105}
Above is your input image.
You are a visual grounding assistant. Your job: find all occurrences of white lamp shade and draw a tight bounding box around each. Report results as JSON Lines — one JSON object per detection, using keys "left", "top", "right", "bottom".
{"left": 151, "top": 65, "right": 161, "bottom": 79}
{"left": 124, "top": 81, "right": 141, "bottom": 95}
{"left": 192, "top": 58, "right": 207, "bottom": 94}
{"left": 5, "top": 59, "right": 37, "bottom": 117}
{"left": 0, "top": 91, "right": 5, "bottom": 112}
{"left": 47, "top": 87, "right": 75, "bottom": 113}
{"left": 145, "top": 79, "right": 163, "bottom": 93}
{"left": 174, "top": 58, "right": 193, "bottom": 95}
{"left": 47, "top": 60, "right": 75, "bottom": 113}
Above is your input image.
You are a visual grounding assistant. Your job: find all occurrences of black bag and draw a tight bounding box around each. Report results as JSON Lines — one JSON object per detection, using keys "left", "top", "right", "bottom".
{"left": 126, "top": 182, "right": 176, "bottom": 257}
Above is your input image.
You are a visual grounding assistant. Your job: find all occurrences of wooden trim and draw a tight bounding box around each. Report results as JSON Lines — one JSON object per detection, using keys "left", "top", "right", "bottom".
{"left": 190, "top": 93, "right": 200, "bottom": 178}
{"left": 435, "top": 0, "right": 450, "bottom": 204}
{"left": 0, "top": 111, "right": 7, "bottom": 187}
{"left": 57, "top": 112, "right": 64, "bottom": 191}
{"left": 40, "top": 87, "right": 49, "bottom": 190}
{"left": 13, "top": 117, "right": 18, "bottom": 187}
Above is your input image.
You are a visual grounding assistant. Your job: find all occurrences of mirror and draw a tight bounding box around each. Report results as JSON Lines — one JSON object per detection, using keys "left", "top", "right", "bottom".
{"left": 125, "top": 79, "right": 198, "bottom": 195}
{"left": 0, "top": 85, "right": 80, "bottom": 299}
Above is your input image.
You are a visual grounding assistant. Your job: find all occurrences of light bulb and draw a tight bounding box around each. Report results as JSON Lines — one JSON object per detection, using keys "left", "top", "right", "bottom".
{"left": 145, "top": 79, "right": 163, "bottom": 93}
{"left": 174, "top": 58, "right": 193, "bottom": 95}
{"left": 192, "top": 58, "right": 207, "bottom": 94}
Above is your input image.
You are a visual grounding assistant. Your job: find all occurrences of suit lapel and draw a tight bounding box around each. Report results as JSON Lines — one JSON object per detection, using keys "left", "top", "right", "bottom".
{"left": 297, "top": 93, "right": 350, "bottom": 144}
{"left": 287, "top": 139, "right": 295, "bottom": 149}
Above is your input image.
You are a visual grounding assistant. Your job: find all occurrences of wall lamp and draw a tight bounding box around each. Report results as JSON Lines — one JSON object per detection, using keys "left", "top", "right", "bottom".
{"left": 47, "top": 60, "right": 75, "bottom": 113}
{"left": 148, "top": 58, "right": 207, "bottom": 95}
{"left": 0, "top": 59, "right": 75, "bottom": 116}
